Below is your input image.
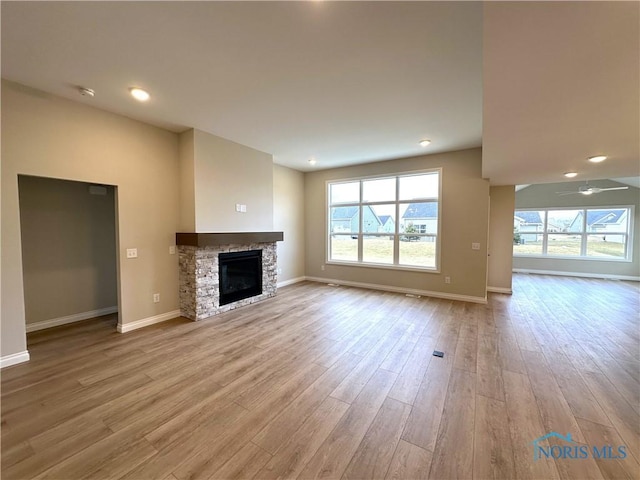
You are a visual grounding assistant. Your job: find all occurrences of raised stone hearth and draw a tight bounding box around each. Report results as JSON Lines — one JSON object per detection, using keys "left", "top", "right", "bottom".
{"left": 177, "top": 232, "right": 283, "bottom": 320}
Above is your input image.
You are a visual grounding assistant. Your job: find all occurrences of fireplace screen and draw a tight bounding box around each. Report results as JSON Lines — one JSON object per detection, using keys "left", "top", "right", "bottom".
{"left": 218, "top": 250, "right": 262, "bottom": 306}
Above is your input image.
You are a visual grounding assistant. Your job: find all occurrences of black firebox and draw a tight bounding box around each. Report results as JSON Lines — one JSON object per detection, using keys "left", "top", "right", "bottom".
{"left": 218, "top": 250, "right": 262, "bottom": 306}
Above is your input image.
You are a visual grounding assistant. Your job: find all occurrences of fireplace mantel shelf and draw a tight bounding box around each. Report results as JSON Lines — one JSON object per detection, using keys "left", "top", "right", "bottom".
{"left": 176, "top": 232, "right": 283, "bottom": 247}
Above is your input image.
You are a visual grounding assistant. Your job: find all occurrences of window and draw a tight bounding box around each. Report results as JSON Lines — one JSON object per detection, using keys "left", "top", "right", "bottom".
{"left": 328, "top": 170, "right": 440, "bottom": 269}
{"left": 513, "top": 207, "right": 632, "bottom": 260}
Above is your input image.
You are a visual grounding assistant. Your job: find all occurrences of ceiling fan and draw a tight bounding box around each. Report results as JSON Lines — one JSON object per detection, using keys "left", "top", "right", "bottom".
{"left": 556, "top": 182, "right": 629, "bottom": 196}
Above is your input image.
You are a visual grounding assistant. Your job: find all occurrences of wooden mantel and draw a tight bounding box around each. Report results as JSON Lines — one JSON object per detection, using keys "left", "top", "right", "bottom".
{"left": 176, "top": 232, "right": 284, "bottom": 247}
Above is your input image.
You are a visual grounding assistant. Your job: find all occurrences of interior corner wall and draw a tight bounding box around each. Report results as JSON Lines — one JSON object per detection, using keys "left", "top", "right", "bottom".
{"left": 273, "top": 165, "right": 305, "bottom": 284}
{"left": 1, "top": 80, "right": 180, "bottom": 359}
{"left": 488, "top": 185, "right": 515, "bottom": 291}
{"left": 178, "top": 129, "right": 196, "bottom": 232}
{"left": 304, "top": 148, "right": 489, "bottom": 300}
{"left": 18, "top": 176, "right": 118, "bottom": 324}
{"left": 514, "top": 180, "right": 640, "bottom": 278}
{"left": 193, "top": 129, "right": 274, "bottom": 232}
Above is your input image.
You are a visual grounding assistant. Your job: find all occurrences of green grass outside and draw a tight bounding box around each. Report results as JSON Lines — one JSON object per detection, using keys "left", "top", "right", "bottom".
{"left": 330, "top": 237, "right": 436, "bottom": 267}
{"left": 514, "top": 237, "right": 625, "bottom": 258}
{"left": 332, "top": 236, "right": 624, "bottom": 263}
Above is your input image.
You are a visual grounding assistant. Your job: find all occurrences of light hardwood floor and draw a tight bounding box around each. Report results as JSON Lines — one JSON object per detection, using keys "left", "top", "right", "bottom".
{"left": 2, "top": 274, "right": 639, "bottom": 479}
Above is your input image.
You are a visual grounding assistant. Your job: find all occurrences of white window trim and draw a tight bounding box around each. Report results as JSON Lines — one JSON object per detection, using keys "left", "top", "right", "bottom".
{"left": 514, "top": 205, "right": 634, "bottom": 262}
{"left": 326, "top": 168, "right": 442, "bottom": 272}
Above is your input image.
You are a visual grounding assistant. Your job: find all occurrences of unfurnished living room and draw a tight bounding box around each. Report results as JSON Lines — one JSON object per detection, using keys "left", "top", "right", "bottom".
{"left": 1, "top": 2, "right": 638, "bottom": 479}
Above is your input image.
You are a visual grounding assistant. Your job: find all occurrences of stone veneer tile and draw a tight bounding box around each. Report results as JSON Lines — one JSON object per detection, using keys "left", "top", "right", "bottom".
{"left": 178, "top": 242, "right": 277, "bottom": 321}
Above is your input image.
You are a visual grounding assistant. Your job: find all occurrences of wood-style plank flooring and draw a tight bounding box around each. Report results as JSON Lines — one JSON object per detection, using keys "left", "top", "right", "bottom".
{"left": 2, "top": 274, "right": 639, "bottom": 479}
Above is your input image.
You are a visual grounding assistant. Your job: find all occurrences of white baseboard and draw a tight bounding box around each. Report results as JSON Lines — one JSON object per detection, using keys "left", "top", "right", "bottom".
{"left": 117, "top": 310, "right": 180, "bottom": 333}
{"left": 1, "top": 350, "right": 30, "bottom": 369}
{"left": 26, "top": 306, "right": 118, "bottom": 333}
{"left": 487, "top": 286, "right": 513, "bottom": 294}
{"left": 513, "top": 269, "right": 640, "bottom": 282}
{"left": 305, "top": 276, "right": 487, "bottom": 304}
{"left": 277, "top": 276, "right": 306, "bottom": 288}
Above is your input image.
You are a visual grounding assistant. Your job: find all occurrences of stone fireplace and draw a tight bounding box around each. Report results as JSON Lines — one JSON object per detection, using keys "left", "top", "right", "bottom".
{"left": 177, "top": 232, "right": 283, "bottom": 320}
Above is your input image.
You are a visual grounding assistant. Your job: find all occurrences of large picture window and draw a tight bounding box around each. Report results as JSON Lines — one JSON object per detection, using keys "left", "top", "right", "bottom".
{"left": 513, "top": 207, "right": 633, "bottom": 260}
{"left": 328, "top": 170, "right": 440, "bottom": 270}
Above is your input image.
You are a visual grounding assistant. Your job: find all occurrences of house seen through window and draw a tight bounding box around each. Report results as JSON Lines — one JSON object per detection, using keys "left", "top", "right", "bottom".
{"left": 328, "top": 170, "right": 440, "bottom": 269}
{"left": 513, "top": 207, "right": 632, "bottom": 259}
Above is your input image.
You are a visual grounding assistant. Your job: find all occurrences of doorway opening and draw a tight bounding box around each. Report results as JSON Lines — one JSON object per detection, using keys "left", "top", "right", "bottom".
{"left": 17, "top": 175, "right": 119, "bottom": 334}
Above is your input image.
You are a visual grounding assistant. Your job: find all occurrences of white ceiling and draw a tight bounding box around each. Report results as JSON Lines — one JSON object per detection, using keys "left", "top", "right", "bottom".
{"left": 1, "top": 1, "right": 638, "bottom": 185}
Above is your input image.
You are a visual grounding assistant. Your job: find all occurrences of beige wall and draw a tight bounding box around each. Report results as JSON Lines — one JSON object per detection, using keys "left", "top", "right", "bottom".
{"left": 1, "top": 80, "right": 180, "bottom": 358}
{"left": 193, "top": 129, "right": 274, "bottom": 232}
{"left": 18, "top": 176, "right": 118, "bottom": 324}
{"left": 488, "top": 185, "right": 515, "bottom": 292}
{"left": 514, "top": 180, "right": 640, "bottom": 278}
{"left": 178, "top": 129, "right": 196, "bottom": 232}
{"left": 273, "top": 165, "right": 305, "bottom": 284}
{"left": 304, "top": 148, "right": 489, "bottom": 300}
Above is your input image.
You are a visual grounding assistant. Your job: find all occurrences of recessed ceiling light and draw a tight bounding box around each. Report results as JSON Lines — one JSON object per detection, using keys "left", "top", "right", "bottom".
{"left": 419, "top": 139, "right": 431, "bottom": 147}
{"left": 588, "top": 155, "right": 607, "bottom": 163}
{"left": 564, "top": 172, "right": 578, "bottom": 178}
{"left": 308, "top": 158, "right": 317, "bottom": 166}
{"left": 130, "top": 87, "right": 150, "bottom": 102}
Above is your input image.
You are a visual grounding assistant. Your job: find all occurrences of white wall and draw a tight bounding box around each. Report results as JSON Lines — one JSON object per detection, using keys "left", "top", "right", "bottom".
{"left": 273, "top": 165, "right": 305, "bottom": 285}
{"left": 514, "top": 180, "right": 640, "bottom": 279}
{"left": 1, "top": 80, "right": 180, "bottom": 359}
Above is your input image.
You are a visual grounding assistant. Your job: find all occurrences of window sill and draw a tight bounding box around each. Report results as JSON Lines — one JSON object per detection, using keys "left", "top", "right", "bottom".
{"left": 513, "top": 254, "right": 632, "bottom": 263}
{"left": 326, "top": 260, "right": 440, "bottom": 273}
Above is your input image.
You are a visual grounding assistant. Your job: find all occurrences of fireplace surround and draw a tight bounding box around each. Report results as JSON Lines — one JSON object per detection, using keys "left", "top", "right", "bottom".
{"left": 176, "top": 232, "right": 283, "bottom": 320}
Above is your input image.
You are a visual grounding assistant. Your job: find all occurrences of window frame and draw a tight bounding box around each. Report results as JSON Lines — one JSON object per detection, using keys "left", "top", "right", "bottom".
{"left": 513, "top": 205, "right": 634, "bottom": 262}
{"left": 326, "top": 169, "right": 442, "bottom": 272}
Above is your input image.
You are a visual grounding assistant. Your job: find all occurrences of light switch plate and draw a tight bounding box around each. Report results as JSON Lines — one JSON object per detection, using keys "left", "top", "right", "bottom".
{"left": 169, "top": 246, "right": 176, "bottom": 255}
{"left": 240, "top": 204, "right": 247, "bottom": 213}
{"left": 126, "top": 248, "right": 138, "bottom": 258}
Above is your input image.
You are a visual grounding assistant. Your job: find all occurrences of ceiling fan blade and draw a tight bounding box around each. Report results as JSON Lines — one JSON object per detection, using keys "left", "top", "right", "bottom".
{"left": 599, "top": 186, "right": 629, "bottom": 192}
{"left": 555, "top": 185, "right": 628, "bottom": 196}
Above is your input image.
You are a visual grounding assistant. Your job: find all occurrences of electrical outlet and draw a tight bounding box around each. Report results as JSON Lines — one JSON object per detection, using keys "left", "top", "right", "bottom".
{"left": 153, "top": 293, "right": 160, "bottom": 303}
{"left": 240, "top": 204, "right": 247, "bottom": 213}
{"left": 169, "top": 246, "right": 176, "bottom": 255}
{"left": 126, "top": 248, "right": 138, "bottom": 259}
{"left": 472, "top": 242, "right": 480, "bottom": 250}
{"left": 444, "top": 276, "right": 451, "bottom": 284}
{"left": 236, "top": 204, "right": 242, "bottom": 212}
